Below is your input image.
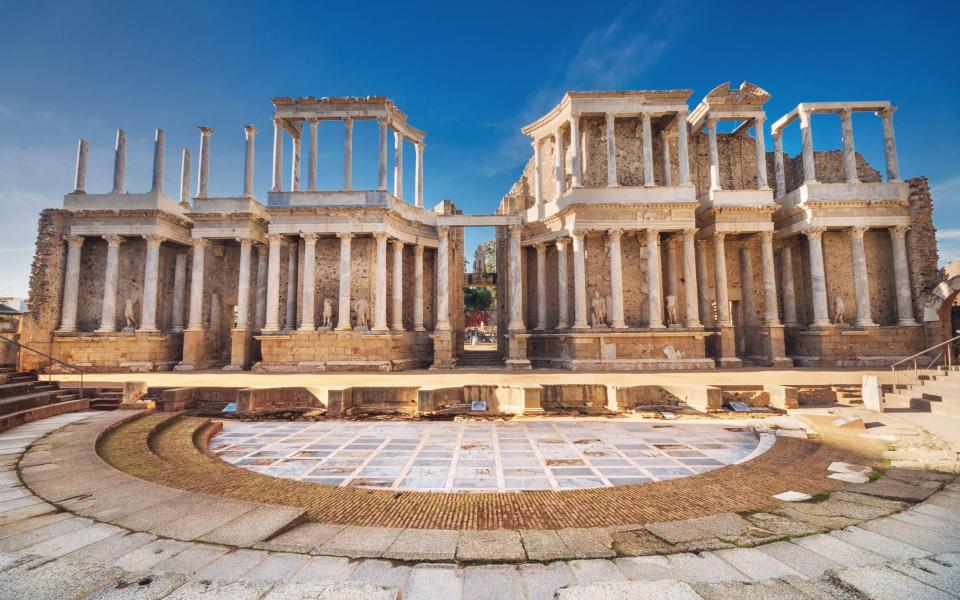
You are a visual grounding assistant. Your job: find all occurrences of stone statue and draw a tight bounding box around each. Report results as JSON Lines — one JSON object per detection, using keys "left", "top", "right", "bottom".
{"left": 321, "top": 298, "right": 333, "bottom": 329}
{"left": 665, "top": 294, "right": 678, "bottom": 326}
{"left": 122, "top": 298, "right": 136, "bottom": 331}
{"left": 473, "top": 244, "right": 487, "bottom": 275}
{"left": 834, "top": 295, "right": 846, "bottom": 325}
{"left": 663, "top": 345, "right": 686, "bottom": 360}
{"left": 591, "top": 290, "right": 607, "bottom": 327}
{"left": 354, "top": 298, "right": 369, "bottom": 329}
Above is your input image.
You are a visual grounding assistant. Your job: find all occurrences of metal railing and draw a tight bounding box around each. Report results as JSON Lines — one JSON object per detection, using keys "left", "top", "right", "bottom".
{"left": 0, "top": 335, "right": 83, "bottom": 399}
{"left": 890, "top": 333, "right": 960, "bottom": 389}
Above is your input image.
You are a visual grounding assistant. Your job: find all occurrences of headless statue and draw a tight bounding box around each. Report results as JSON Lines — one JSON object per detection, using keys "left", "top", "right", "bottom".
{"left": 834, "top": 295, "right": 846, "bottom": 325}
{"left": 591, "top": 290, "right": 607, "bottom": 327}
{"left": 354, "top": 298, "right": 369, "bottom": 329}
{"left": 321, "top": 298, "right": 333, "bottom": 328}
{"left": 665, "top": 294, "right": 678, "bottom": 326}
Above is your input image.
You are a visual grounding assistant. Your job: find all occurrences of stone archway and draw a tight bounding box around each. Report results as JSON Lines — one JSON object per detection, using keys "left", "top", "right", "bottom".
{"left": 921, "top": 274, "right": 960, "bottom": 347}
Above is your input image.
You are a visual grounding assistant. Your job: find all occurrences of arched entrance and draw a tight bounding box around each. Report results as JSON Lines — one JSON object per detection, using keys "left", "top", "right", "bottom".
{"left": 920, "top": 274, "right": 960, "bottom": 356}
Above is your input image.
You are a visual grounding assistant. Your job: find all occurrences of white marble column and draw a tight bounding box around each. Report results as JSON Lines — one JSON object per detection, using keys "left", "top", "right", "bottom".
{"left": 299, "top": 234, "right": 317, "bottom": 331}
{"left": 647, "top": 230, "right": 664, "bottom": 328}
{"left": 414, "top": 244, "right": 425, "bottom": 331}
{"left": 254, "top": 244, "right": 267, "bottom": 329}
{"left": 555, "top": 238, "right": 569, "bottom": 329}
{"left": 186, "top": 239, "right": 206, "bottom": 331}
{"left": 435, "top": 227, "right": 450, "bottom": 331}
{"left": 569, "top": 116, "right": 582, "bottom": 187}
{"left": 415, "top": 143, "right": 424, "bottom": 208}
{"left": 713, "top": 233, "right": 732, "bottom": 326}
{"left": 740, "top": 246, "right": 756, "bottom": 325}
{"left": 880, "top": 107, "right": 900, "bottom": 181}
{"left": 889, "top": 226, "right": 916, "bottom": 325}
{"left": 840, "top": 109, "right": 859, "bottom": 184}
{"left": 605, "top": 114, "right": 618, "bottom": 187}
{"left": 58, "top": 236, "right": 84, "bottom": 332}
{"left": 554, "top": 130, "right": 565, "bottom": 199}
{"left": 806, "top": 228, "right": 830, "bottom": 327}
{"left": 660, "top": 130, "right": 672, "bottom": 186}
{"left": 197, "top": 126, "right": 213, "bottom": 197}
{"left": 850, "top": 226, "right": 875, "bottom": 326}
{"left": 696, "top": 239, "right": 712, "bottom": 326}
{"left": 371, "top": 233, "right": 389, "bottom": 332}
{"left": 608, "top": 229, "right": 626, "bottom": 328}
{"left": 179, "top": 148, "right": 191, "bottom": 208}
{"left": 642, "top": 112, "right": 655, "bottom": 187}
{"left": 665, "top": 240, "right": 678, "bottom": 309}
{"left": 534, "top": 243, "right": 547, "bottom": 330}
{"left": 707, "top": 117, "right": 721, "bottom": 191}
{"left": 262, "top": 235, "right": 283, "bottom": 332}
{"left": 171, "top": 252, "right": 187, "bottom": 331}
{"left": 111, "top": 130, "right": 126, "bottom": 194}
{"left": 377, "top": 118, "right": 388, "bottom": 192}
{"left": 773, "top": 131, "right": 786, "bottom": 197}
{"left": 73, "top": 139, "right": 88, "bottom": 194}
{"left": 393, "top": 131, "right": 404, "bottom": 201}
{"left": 336, "top": 233, "right": 354, "bottom": 330}
{"left": 138, "top": 235, "right": 163, "bottom": 332}
{"left": 683, "top": 229, "right": 701, "bottom": 327}
{"left": 342, "top": 117, "right": 353, "bottom": 191}
{"left": 308, "top": 118, "right": 320, "bottom": 192}
{"left": 235, "top": 238, "right": 253, "bottom": 330}
{"left": 799, "top": 111, "right": 817, "bottom": 184}
{"left": 753, "top": 117, "right": 769, "bottom": 190}
{"left": 677, "top": 111, "right": 691, "bottom": 185}
{"left": 150, "top": 129, "right": 165, "bottom": 194}
{"left": 290, "top": 136, "right": 301, "bottom": 192}
{"left": 284, "top": 241, "right": 297, "bottom": 330}
{"left": 508, "top": 225, "right": 524, "bottom": 331}
{"left": 759, "top": 232, "right": 780, "bottom": 325}
{"left": 780, "top": 244, "right": 799, "bottom": 327}
{"left": 271, "top": 119, "right": 283, "bottom": 192}
{"left": 95, "top": 235, "right": 123, "bottom": 333}
{"left": 391, "top": 239, "right": 404, "bottom": 331}
{"left": 243, "top": 125, "right": 258, "bottom": 197}
{"left": 571, "top": 230, "right": 588, "bottom": 329}
{"left": 532, "top": 140, "right": 542, "bottom": 208}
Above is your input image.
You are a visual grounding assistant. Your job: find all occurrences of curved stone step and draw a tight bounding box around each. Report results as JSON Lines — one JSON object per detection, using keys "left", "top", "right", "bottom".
{"left": 0, "top": 398, "right": 90, "bottom": 432}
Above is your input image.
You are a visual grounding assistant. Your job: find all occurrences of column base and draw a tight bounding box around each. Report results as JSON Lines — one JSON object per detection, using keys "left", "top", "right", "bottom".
{"left": 556, "top": 323, "right": 570, "bottom": 330}
{"left": 856, "top": 319, "right": 878, "bottom": 328}
{"left": 335, "top": 325, "right": 353, "bottom": 331}
{"left": 135, "top": 327, "right": 160, "bottom": 334}
{"left": 414, "top": 325, "right": 426, "bottom": 332}
{"left": 178, "top": 329, "right": 208, "bottom": 371}
{"left": 431, "top": 329, "right": 456, "bottom": 369}
{"left": 298, "top": 325, "right": 316, "bottom": 332}
{"left": 56, "top": 327, "right": 77, "bottom": 334}
{"left": 229, "top": 328, "right": 253, "bottom": 370}
{"left": 898, "top": 319, "right": 920, "bottom": 326}
{"left": 94, "top": 328, "right": 117, "bottom": 334}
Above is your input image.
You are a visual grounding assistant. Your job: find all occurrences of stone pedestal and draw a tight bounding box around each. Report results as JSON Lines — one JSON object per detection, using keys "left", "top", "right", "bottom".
{"left": 430, "top": 329, "right": 457, "bottom": 369}
{"left": 506, "top": 333, "right": 532, "bottom": 370}
{"left": 715, "top": 326, "right": 742, "bottom": 368}
{"left": 176, "top": 329, "right": 207, "bottom": 371}
{"left": 761, "top": 324, "right": 793, "bottom": 367}
{"left": 225, "top": 329, "right": 253, "bottom": 371}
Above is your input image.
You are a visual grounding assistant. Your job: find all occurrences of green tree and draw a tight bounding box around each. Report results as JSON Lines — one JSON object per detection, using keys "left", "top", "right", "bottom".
{"left": 464, "top": 287, "right": 494, "bottom": 311}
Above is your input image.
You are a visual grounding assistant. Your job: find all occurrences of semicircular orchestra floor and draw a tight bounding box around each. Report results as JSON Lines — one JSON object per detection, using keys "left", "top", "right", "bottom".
{"left": 209, "top": 420, "right": 773, "bottom": 493}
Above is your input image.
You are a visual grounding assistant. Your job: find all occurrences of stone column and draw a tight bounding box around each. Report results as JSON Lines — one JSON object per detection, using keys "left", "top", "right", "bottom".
{"left": 391, "top": 239, "right": 404, "bottom": 331}
{"left": 377, "top": 118, "right": 388, "bottom": 192}
{"left": 569, "top": 115, "right": 582, "bottom": 187}
{"left": 262, "top": 235, "right": 283, "bottom": 332}
{"left": 241, "top": 125, "right": 257, "bottom": 197}
{"left": 759, "top": 232, "right": 780, "bottom": 324}
{"left": 773, "top": 131, "right": 786, "bottom": 197}
{"left": 187, "top": 239, "right": 206, "bottom": 330}
{"left": 73, "top": 139, "right": 88, "bottom": 194}
{"left": 95, "top": 235, "right": 123, "bottom": 333}
{"left": 235, "top": 238, "right": 253, "bottom": 330}
{"left": 150, "top": 129, "right": 165, "bottom": 193}
{"left": 707, "top": 117, "right": 720, "bottom": 191}
{"left": 677, "top": 111, "right": 691, "bottom": 185}
{"left": 799, "top": 111, "right": 817, "bottom": 184}
{"left": 713, "top": 233, "right": 732, "bottom": 326}
{"left": 554, "top": 129, "right": 565, "bottom": 199}
{"left": 806, "top": 228, "right": 830, "bottom": 327}
{"left": 254, "top": 244, "right": 267, "bottom": 329}
{"left": 696, "top": 239, "right": 712, "bottom": 326}
{"left": 179, "top": 148, "right": 191, "bottom": 208}
{"left": 660, "top": 130, "right": 672, "bottom": 186}
{"left": 850, "top": 226, "right": 875, "bottom": 326}
{"left": 880, "top": 107, "right": 901, "bottom": 181}
{"left": 647, "top": 230, "right": 664, "bottom": 328}
{"left": 414, "top": 244, "right": 425, "bottom": 331}
{"left": 171, "top": 252, "right": 187, "bottom": 331}
{"left": 371, "top": 233, "right": 389, "bottom": 332}
{"left": 415, "top": 143, "right": 424, "bottom": 208}
{"left": 435, "top": 227, "right": 451, "bottom": 331}
{"left": 290, "top": 136, "right": 301, "bottom": 192}
{"left": 110, "top": 129, "right": 126, "bottom": 194}
{"left": 555, "top": 238, "right": 569, "bottom": 329}
{"left": 308, "top": 118, "right": 319, "bottom": 192}
{"left": 271, "top": 119, "right": 283, "bottom": 192}
{"left": 571, "top": 230, "right": 588, "bottom": 329}
{"left": 508, "top": 225, "right": 524, "bottom": 331}
{"left": 740, "top": 247, "right": 756, "bottom": 325}
{"left": 138, "top": 235, "right": 163, "bottom": 332}
{"left": 336, "top": 233, "right": 354, "bottom": 330}
{"left": 683, "top": 229, "right": 701, "bottom": 327}
{"left": 58, "top": 236, "right": 84, "bottom": 332}
{"left": 642, "top": 112, "right": 655, "bottom": 187}
{"left": 840, "top": 109, "right": 859, "bottom": 183}
{"left": 753, "top": 117, "right": 769, "bottom": 189}
{"left": 780, "top": 244, "right": 799, "bottom": 326}
{"left": 343, "top": 117, "right": 353, "bottom": 191}
{"left": 532, "top": 140, "right": 542, "bottom": 208}
{"left": 605, "top": 114, "right": 618, "bottom": 186}
{"left": 534, "top": 243, "right": 547, "bottom": 330}
{"left": 197, "top": 126, "right": 213, "bottom": 197}
{"left": 299, "top": 234, "right": 317, "bottom": 331}
{"left": 889, "top": 226, "right": 917, "bottom": 325}
{"left": 665, "top": 240, "right": 678, "bottom": 309}
{"left": 608, "top": 229, "right": 627, "bottom": 328}
{"left": 393, "top": 131, "right": 404, "bottom": 200}
{"left": 284, "top": 241, "right": 297, "bottom": 330}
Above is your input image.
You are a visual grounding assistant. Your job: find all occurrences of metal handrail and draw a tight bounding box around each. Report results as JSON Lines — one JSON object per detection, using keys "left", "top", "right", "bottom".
{"left": 890, "top": 333, "right": 960, "bottom": 389}
{"left": 0, "top": 335, "right": 83, "bottom": 399}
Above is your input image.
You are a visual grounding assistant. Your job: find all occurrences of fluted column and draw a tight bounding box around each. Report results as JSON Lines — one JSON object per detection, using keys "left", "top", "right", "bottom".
{"left": 150, "top": 129, "right": 165, "bottom": 194}
{"left": 713, "top": 233, "right": 732, "bottom": 326}
{"left": 290, "top": 136, "right": 301, "bottom": 192}
{"left": 271, "top": 119, "right": 283, "bottom": 192}
{"left": 555, "top": 238, "right": 569, "bottom": 329}
{"left": 371, "top": 233, "right": 389, "bottom": 332}
{"left": 641, "top": 112, "right": 654, "bottom": 187}
{"left": 171, "top": 252, "right": 187, "bottom": 331}
{"left": 179, "top": 148, "right": 191, "bottom": 208}
{"left": 608, "top": 229, "right": 626, "bottom": 328}
{"left": 414, "top": 244, "right": 425, "bottom": 331}
{"left": 753, "top": 117, "right": 769, "bottom": 189}
{"left": 393, "top": 131, "right": 403, "bottom": 200}
{"left": 677, "top": 111, "right": 691, "bottom": 185}
{"left": 95, "top": 235, "right": 123, "bottom": 333}
{"left": 840, "top": 109, "right": 859, "bottom": 184}
{"left": 647, "top": 230, "right": 664, "bottom": 328}
{"left": 342, "top": 117, "right": 353, "bottom": 191}
{"left": 780, "top": 244, "right": 799, "bottom": 327}
{"left": 138, "top": 235, "right": 163, "bottom": 332}
{"left": 308, "top": 118, "right": 319, "bottom": 192}
{"left": 683, "top": 229, "right": 701, "bottom": 327}
{"left": 377, "top": 118, "right": 388, "bottom": 191}
{"left": 73, "top": 139, "right": 88, "bottom": 194}
{"left": 660, "top": 130, "right": 672, "bottom": 186}
{"left": 773, "top": 131, "right": 786, "bottom": 197}
{"left": 197, "top": 126, "right": 213, "bottom": 197}
{"left": 336, "top": 233, "right": 354, "bottom": 330}
{"left": 850, "top": 226, "right": 875, "bottom": 326}
{"left": 415, "top": 143, "right": 424, "bottom": 208}
{"left": 435, "top": 227, "right": 450, "bottom": 331}
{"left": 111, "top": 129, "right": 126, "bottom": 194}
{"left": 880, "top": 107, "right": 900, "bottom": 181}
{"left": 534, "top": 243, "right": 547, "bottom": 330}
{"left": 235, "top": 238, "right": 253, "bottom": 330}
{"left": 239, "top": 125, "right": 257, "bottom": 197}
{"left": 508, "top": 225, "right": 524, "bottom": 331}
{"left": 284, "top": 241, "right": 297, "bottom": 330}
{"left": 740, "top": 247, "right": 756, "bottom": 325}
{"left": 889, "top": 226, "right": 916, "bottom": 325}
{"left": 58, "top": 236, "right": 84, "bottom": 332}
{"left": 262, "top": 235, "right": 283, "bottom": 332}
{"left": 571, "top": 230, "right": 588, "bottom": 329}
{"left": 707, "top": 117, "right": 720, "bottom": 191}
{"left": 554, "top": 129, "right": 565, "bottom": 199}
{"left": 254, "top": 244, "right": 267, "bottom": 329}
{"left": 799, "top": 111, "right": 817, "bottom": 184}
{"left": 569, "top": 115, "right": 582, "bottom": 187}
{"left": 696, "top": 239, "right": 712, "bottom": 326}
{"left": 532, "top": 140, "right": 542, "bottom": 208}
{"left": 605, "top": 113, "right": 618, "bottom": 186}
{"left": 186, "top": 239, "right": 206, "bottom": 331}
{"left": 391, "top": 239, "right": 404, "bottom": 331}
{"left": 806, "top": 228, "right": 830, "bottom": 327}
{"left": 299, "top": 234, "right": 318, "bottom": 331}
{"left": 759, "top": 232, "right": 780, "bottom": 325}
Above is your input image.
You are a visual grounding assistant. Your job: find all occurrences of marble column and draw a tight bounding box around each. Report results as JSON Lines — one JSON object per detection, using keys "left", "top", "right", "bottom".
{"left": 605, "top": 114, "right": 618, "bottom": 187}
{"left": 532, "top": 140, "right": 542, "bottom": 208}
{"left": 171, "top": 252, "right": 187, "bottom": 331}
{"left": 534, "top": 243, "right": 547, "bottom": 330}
{"left": 660, "top": 130, "right": 672, "bottom": 186}
{"left": 415, "top": 143, "right": 424, "bottom": 208}
{"left": 569, "top": 115, "right": 582, "bottom": 187}
{"left": 571, "top": 230, "right": 588, "bottom": 329}
{"left": 665, "top": 240, "right": 678, "bottom": 310}
{"left": 243, "top": 125, "right": 258, "bottom": 197}
{"left": 284, "top": 241, "right": 297, "bottom": 330}
{"left": 642, "top": 112, "right": 655, "bottom": 187}
{"left": 235, "top": 238, "right": 253, "bottom": 330}
{"left": 707, "top": 118, "right": 720, "bottom": 191}
{"left": 262, "top": 235, "right": 283, "bottom": 332}
{"left": 554, "top": 129, "right": 564, "bottom": 199}
{"left": 780, "top": 244, "right": 799, "bottom": 327}
{"left": 806, "top": 228, "right": 830, "bottom": 326}
{"left": 186, "top": 239, "right": 206, "bottom": 331}
{"left": 840, "top": 109, "right": 859, "bottom": 184}
{"left": 336, "top": 233, "right": 354, "bottom": 330}
{"left": 799, "top": 111, "right": 817, "bottom": 184}
{"left": 290, "top": 136, "right": 301, "bottom": 192}
{"left": 889, "top": 226, "right": 917, "bottom": 325}
{"left": 393, "top": 131, "right": 404, "bottom": 200}
{"left": 377, "top": 118, "right": 388, "bottom": 192}
{"left": 414, "top": 244, "right": 425, "bottom": 331}
{"left": 150, "top": 129, "right": 165, "bottom": 194}
{"left": 677, "top": 111, "right": 691, "bottom": 185}
{"left": 342, "top": 117, "right": 353, "bottom": 191}
{"left": 95, "top": 235, "right": 123, "bottom": 333}
{"left": 371, "top": 233, "right": 389, "bottom": 332}
{"left": 138, "top": 235, "right": 163, "bottom": 332}
{"left": 753, "top": 117, "right": 769, "bottom": 189}
{"left": 880, "top": 107, "right": 900, "bottom": 181}
{"left": 73, "top": 139, "right": 88, "bottom": 194}
{"left": 759, "top": 232, "right": 780, "bottom": 324}
{"left": 111, "top": 129, "right": 126, "bottom": 194}
{"left": 555, "top": 238, "right": 569, "bottom": 329}
{"left": 254, "top": 244, "right": 267, "bottom": 329}
{"left": 683, "top": 229, "right": 701, "bottom": 327}
{"left": 308, "top": 118, "right": 320, "bottom": 192}
{"left": 713, "top": 233, "right": 732, "bottom": 326}
{"left": 608, "top": 229, "right": 626, "bottom": 328}
{"left": 739, "top": 246, "right": 756, "bottom": 325}
{"left": 271, "top": 119, "right": 283, "bottom": 192}
{"left": 508, "top": 225, "right": 524, "bottom": 331}
{"left": 299, "top": 234, "right": 317, "bottom": 331}
{"left": 391, "top": 239, "right": 404, "bottom": 331}
{"left": 850, "top": 226, "right": 875, "bottom": 326}
{"left": 197, "top": 126, "right": 213, "bottom": 197}
{"left": 435, "top": 227, "right": 450, "bottom": 331}
{"left": 179, "top": 148, "right": 191, "bottom": 208}
{"left": 773, "top": 131, "right": 786, "bottom": 197}
{"left": 696, "top": 239, "right": 712, "bottom": 326}
{"left": 647, "top": 230, "right": 664, "bottom": 328}
{"left": 58, "top": 236, "right": 84, "bottom": 332}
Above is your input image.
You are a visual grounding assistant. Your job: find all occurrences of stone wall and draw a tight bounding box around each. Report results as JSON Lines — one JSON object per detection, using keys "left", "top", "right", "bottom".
{"left": 257, "top": 330, "right": 433, "bottom": 372}
{"left": 906, "top": 177, "right": 940, "bottom": 317}
{"left": 18, "top": 209, "right": 67, "bottom": 371}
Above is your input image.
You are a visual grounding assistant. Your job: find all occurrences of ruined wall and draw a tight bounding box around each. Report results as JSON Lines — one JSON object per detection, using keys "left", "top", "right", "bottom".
{"left": 18, "top": 209, "right": 67, "bottom": 369}
{"left": 780, "top": 150, "right": 882, "bottom": 192}
{"left": 906, "top": 177, "right": 940, "bottom": 319}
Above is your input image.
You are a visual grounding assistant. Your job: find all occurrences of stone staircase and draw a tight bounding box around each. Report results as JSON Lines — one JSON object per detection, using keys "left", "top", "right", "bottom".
{"left": 0, "top": 364, "right": 91, "bottom": 431}
{"left": 456, "top": 350, "right": 504, "bottom": 368}
{"left": 885, "top": 366, "right": 960, "bottom": 418}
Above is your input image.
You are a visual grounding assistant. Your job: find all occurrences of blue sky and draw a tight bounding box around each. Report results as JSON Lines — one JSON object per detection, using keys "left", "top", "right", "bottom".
{"left": 1, "top": 0, "right": 958, "bottom": 298}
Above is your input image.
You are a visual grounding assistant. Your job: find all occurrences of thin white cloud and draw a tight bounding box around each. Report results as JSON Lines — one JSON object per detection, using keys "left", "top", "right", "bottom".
{"left": 939, "top": 229, "right": 960, "bottom": 240}
{"left": 0, "top": 247, "right": 32, "bottom": 253}
{"left": 933, "top": 174, "right": 960, "bottom": 199}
